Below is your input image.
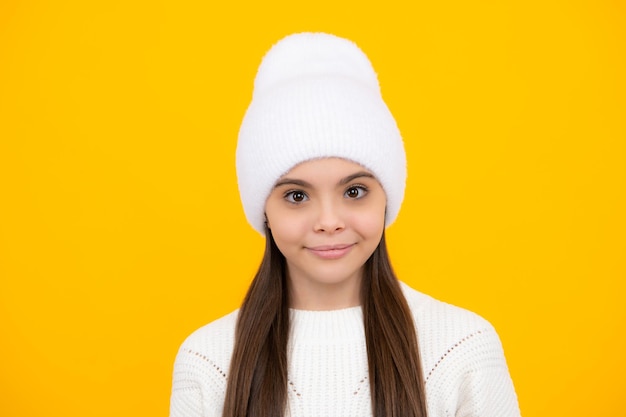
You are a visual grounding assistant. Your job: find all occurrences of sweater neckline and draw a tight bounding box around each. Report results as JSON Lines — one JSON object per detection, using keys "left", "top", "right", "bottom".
{"left": 289, "top": 304, "right": 362, "bottom": 314}
{"left": 289, "top": 305, "right": 365, "bottom": 344}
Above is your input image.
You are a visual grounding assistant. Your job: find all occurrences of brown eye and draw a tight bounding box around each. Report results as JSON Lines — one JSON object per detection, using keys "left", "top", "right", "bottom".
{"left": 345, "top": 186, "right": 366, "bottom": 199}
{"left": 285, "top": 190, "right": 308, "bottom": 204}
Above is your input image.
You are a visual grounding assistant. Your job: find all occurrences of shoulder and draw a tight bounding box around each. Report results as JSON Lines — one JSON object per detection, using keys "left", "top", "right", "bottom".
{"left": 179, "top": 310, "right": 239, "bottom": 353}
{"left": 170, "top": 310, "right": 239, "bottom": 417}
{"left": 175, "top": 309, "right": 239, "bottom": 373}
{"left": 400, "top": 281, "right": 496, "bottom": 344}
{"left": 171, "top": 310, "right": 239, "bottom": 393}
{"left": 399, "top": 281, "right": 506, "bottom": 379}
{"left": 400, "top": 282, "right": 520, "bottom": 416}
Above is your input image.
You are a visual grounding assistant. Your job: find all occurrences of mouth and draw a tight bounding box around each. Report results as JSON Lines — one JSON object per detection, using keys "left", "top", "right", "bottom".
{"left": 306, "top": 243, "right": 355, "bottom": 260}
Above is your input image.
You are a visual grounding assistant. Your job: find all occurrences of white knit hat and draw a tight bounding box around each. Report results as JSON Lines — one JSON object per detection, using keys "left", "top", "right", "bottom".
{"left": 236, "top": 32, "right": 406, "bottom": 235}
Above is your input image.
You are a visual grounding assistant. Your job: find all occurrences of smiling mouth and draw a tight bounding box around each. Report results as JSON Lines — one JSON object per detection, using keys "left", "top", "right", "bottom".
{"left": 306, "top": 244, "right": 355, "bottom": 260}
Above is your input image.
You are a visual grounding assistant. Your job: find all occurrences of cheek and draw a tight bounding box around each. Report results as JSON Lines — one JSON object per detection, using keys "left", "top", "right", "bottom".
{"left": 267, "top": 213, "right": 309, "bottom": 249}
{"left": 351, "top": 207, "right": 386, "bottom": 237}
{"left": 272, "top": 223, "right": 298, "bottom": 245}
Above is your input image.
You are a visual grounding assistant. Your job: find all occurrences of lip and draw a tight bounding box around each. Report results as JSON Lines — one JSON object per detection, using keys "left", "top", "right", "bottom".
{"left": 306, "top": 243, "right": 355, "bottom": 260}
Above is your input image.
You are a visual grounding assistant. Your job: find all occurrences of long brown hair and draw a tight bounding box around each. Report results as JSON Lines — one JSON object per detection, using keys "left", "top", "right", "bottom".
{"left": 223, "top": 228, "right": 428, "bottom": 417}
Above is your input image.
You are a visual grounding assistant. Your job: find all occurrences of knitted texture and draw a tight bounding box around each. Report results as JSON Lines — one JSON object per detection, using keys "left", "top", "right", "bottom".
{"left": 170, "top": 283, "right": 521, "bottom": 417}
{"left": 236, "top": 33, "right": 406, "bottom": 235}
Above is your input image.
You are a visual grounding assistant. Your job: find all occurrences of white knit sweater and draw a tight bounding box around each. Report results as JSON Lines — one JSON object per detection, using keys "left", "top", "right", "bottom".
{"left": 170, "top": 283, "right": 520, "bottom": 417}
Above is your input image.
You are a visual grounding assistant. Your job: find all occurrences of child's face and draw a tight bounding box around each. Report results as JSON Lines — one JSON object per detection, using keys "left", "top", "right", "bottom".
{"left": 265, "top": 157, "right": 386, "bottom": 308}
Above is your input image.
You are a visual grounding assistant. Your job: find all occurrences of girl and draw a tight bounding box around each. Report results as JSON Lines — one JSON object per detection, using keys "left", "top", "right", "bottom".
{"left": 170, "top": 32, "right": 520, "bottom": 417}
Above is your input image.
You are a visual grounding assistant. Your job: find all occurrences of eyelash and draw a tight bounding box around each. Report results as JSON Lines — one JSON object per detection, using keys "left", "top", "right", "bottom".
{"left": 282, "top": 184, "right": 369, "bottom": 204}
{"left": 344, "top": 184, "right": 368, "bottom": 199}
{"left": 283, "top": 190, "right": 309, "bottom": 204}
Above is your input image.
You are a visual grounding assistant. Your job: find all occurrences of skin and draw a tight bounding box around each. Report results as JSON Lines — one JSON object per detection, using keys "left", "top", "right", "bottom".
{"left": 264, "top": 157, "right": 387, "bottom": 310}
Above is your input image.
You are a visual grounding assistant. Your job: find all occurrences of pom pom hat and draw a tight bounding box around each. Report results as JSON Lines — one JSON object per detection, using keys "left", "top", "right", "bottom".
{"left": 236, "top": 32, "right": 407, "bottom": 235}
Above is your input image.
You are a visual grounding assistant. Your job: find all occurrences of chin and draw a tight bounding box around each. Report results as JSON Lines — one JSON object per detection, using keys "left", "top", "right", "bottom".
{"left": 305, "top": 266, "right": 364, "bottom": 286}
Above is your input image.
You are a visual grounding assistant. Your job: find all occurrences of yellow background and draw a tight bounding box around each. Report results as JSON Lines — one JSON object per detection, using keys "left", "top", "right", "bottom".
{"left": 1, "top": 0, "right": 624, "bottom": 416}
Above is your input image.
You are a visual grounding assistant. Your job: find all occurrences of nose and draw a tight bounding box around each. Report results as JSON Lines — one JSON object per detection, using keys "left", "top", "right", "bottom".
{"left": 313, "top": 200, "right": 345, "bottom": 233}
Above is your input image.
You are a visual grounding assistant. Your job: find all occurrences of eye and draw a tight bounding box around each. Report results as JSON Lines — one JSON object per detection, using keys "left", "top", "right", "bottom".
{"left": 345, "top": 185, "right": 368, "bottom": 199}
{"left": 284, "top": 190, "right": 309, "bottom": 204}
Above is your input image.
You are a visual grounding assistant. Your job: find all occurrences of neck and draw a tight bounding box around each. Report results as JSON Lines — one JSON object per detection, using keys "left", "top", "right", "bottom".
{"left": 288, "top": 275, "right": 362, "bottom": 311}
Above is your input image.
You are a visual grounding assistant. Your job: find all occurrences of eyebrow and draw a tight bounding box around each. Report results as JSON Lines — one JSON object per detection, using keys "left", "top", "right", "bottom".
{"left": 339, "top": 171, "right": 375, "bottom": 185}
{"left": 274, "top": 171, "right": 375, "bottom": 189}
